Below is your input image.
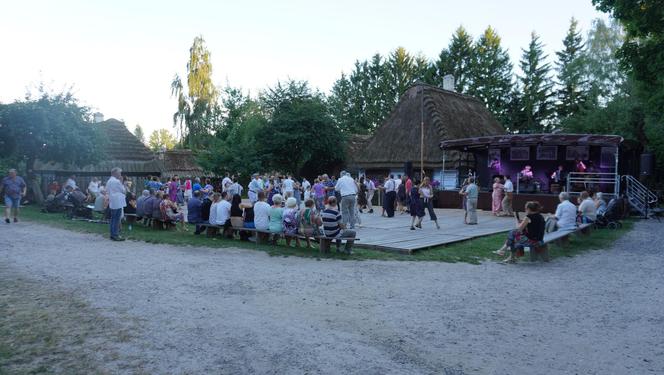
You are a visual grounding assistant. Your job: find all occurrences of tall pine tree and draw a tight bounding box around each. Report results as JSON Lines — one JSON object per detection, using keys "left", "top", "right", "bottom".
{"left": 555, "top": 18, "right": 588, "bottom": 123}
{"left": 518, "top": 32, "right": 555, "bottom": 133}
{"left": 434, "top": 26, "right": 475, "bottom": 92}
{"left": 469, "top": 27, "right": 514, "bottom": 125}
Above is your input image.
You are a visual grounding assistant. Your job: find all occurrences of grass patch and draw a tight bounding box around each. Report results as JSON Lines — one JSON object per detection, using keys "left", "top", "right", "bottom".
{"left": 17, "top": 205, "right": 633, "bottom": 264}
{"left": 0, "top": 266, "right": 147, "bottom": 374}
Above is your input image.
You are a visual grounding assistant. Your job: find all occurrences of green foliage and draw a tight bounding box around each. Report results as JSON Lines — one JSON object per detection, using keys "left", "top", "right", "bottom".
{"left": 260, "top": 82, "right": 345, "bottom": 176}
{"left": 467, "top": 27, "right": 514, "bottom": 126}
{"left": 555, "top": 18, "right": 589, "bottom": 122}
{"left": 562, "top": 80, "right": 646, "bottom": 143}
{"left": 0, "top": 90, "right": 102, "bottom": 174}
{"left": 435, "top": 26, "right": 476, "bottom": 93}
{"left": 133, "top": 124, "right": 145, "bottom": 144}
{"left": 516, "top": 32, "right": 555, "bottom": 133}
{"left": 583, "top": 19, "right": 626, "bottom": 104}
{"left": 171, "top": 36, "right": 221, "bottom": 148}
{"left": 328, "top": 48, "right": 434, "bottom": 135}
{"left": 148, "top": 129, "right": 177, "bottom": 151}
{"left": 593, "top": 0, "right": 664, "bottom": 172}
{"left": 198, "top": 90, "right": 267, "bottom": 179}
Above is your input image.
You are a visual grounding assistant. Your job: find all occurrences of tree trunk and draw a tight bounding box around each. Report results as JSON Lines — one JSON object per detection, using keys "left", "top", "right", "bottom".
{"left": 26, "top": 157, "right": 44, "bottom": 204}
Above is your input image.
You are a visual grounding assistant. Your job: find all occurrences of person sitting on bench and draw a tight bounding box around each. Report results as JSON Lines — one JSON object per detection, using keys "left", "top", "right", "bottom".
{"left": 546, "top": 192, "right": 578, "bottom": 233}
{"left": 493, "top": 201, "right": 545, "bottom": 263}
{"left": 209, "top": 191, "right": 232, "bottom": 237}
{"left": 321, "top": 196, "right": 356, "bottom": 254}
{"left": 577, "top": 191, "right": 597, "bottom": 224}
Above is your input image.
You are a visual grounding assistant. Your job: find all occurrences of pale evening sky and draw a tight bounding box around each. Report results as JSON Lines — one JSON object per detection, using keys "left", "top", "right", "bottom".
{"left": 0, "top": 0, "right": 608, "bottom": 136}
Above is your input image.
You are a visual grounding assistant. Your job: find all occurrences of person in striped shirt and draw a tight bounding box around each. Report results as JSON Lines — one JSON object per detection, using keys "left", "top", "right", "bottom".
{"left": 321, "top": 196, "right": 356, "bottom": 254}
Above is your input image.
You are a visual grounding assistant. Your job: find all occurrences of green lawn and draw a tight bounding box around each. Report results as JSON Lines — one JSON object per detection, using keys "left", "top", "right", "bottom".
{"left": 17, "top": 205, "right": 633, "bottom": 264}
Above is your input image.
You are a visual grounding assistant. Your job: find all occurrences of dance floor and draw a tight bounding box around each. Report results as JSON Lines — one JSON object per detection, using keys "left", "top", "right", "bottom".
{"left": 353, "top": 208, "right": 514, "bottom": 254}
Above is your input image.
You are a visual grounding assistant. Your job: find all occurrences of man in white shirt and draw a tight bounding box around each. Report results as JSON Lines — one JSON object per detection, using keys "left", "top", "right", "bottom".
{"left": 106, "top": 167, "right": 127, "bottom": 241}
{"left": 248, "top": 173, "right": 263, "bottom": 203}
{"left": 282, "top": 175, "right": 295, "bottom": 198}
{"left": 301, "top": 178, "right": 311, "bottom": 192}
{"left": 552, "top": 192, "right": 577, "bottom": 231}
{"left": 335, "top": 171, "right": 358, "bottom": 229}
{"left": 211, "top": 191, "right": 233, "bottom": 237}
{"left": 501, "top": 175, "right": 514, "bottom": 216}
{"left": 382, "top": 174, "right": 397, "bottom": 217}
{"left": 577, "top": 191, "right": 597, "bottom": 223}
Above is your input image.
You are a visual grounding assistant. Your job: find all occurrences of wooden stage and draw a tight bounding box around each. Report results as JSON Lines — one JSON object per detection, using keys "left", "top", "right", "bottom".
{"left": 353, "top": 208, "right": 514, "bottom": 254}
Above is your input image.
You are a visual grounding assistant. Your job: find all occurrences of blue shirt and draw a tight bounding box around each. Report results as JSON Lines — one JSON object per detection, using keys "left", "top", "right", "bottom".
{"left": 2, "top": 176, "right": 26, "bottom": 199}
{"left": 187, "top": 197, "right": 203, "bottom": 223}
{"left": 193, "top": 183, "right": 202, "bottom": 192}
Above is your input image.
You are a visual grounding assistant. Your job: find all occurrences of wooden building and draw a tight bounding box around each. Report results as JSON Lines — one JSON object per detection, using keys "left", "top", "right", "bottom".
{"left": 346, "top": 83, "right": 504, "bottom": 187}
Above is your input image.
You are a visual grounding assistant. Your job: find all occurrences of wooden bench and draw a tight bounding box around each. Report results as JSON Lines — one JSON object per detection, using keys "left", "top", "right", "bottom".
{"left": 317, "top": 235, "right": 360, "bottom": 254}
{"left": 525, "top": 223, "right": 593, "bottom": 262}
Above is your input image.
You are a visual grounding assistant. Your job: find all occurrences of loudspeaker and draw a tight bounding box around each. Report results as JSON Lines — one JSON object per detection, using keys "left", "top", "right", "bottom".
{"left": 404, "top": 161, "right": 413, "bottom": 178}
{"left": 640, "top": 153, "right": 654, "bottom": 176}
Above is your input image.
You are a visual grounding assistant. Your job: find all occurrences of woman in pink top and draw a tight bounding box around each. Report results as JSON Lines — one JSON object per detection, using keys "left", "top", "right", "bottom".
{"left": 491, "top": 177, "right": 504, "bottom": 215}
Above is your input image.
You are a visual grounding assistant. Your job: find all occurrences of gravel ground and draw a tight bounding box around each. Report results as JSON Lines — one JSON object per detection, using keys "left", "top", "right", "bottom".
{"left": 1, "top": 219, "right": 663, "bottom": 375}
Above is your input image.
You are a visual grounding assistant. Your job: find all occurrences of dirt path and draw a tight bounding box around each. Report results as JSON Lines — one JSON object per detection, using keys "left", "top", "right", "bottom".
{"left": 1, "top": 220, "right": 663, "bottom": 374}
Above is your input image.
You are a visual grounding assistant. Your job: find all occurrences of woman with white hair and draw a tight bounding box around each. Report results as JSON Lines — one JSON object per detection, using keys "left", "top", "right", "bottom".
{"left": 282, "top": 197, "right": 301, "bottom": 247}
{"left": 594, "top": 192, "right": 607, "bottom": 216}
{"left": 268, "top": 194, "right": 284, "bottom": 244}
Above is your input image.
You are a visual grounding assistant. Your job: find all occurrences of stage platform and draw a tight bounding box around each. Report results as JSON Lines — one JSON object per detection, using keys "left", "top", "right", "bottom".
{"left": 353, "top": 208, "right": 514, "bottom": 254}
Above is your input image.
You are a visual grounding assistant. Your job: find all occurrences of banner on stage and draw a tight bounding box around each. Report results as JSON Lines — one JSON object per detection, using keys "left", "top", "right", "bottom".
{"left": 565, "top": 146, "right": 589, "bottom": 160}
{"left": 536, "top": 145, "right": 558, "bottom": 160}
{"left": 510, "top": 146, "right": 530, "bottom": 161}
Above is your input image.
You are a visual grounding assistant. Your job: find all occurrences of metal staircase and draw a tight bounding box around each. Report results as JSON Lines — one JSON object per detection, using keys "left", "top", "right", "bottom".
{"left": 622, "top": 175, "right": 658, "bottom": 217}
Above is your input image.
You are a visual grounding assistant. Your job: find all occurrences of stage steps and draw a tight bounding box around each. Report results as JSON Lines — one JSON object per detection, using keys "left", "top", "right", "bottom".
{"left": 623, "top": 175, "right": 658, "bottom": 217}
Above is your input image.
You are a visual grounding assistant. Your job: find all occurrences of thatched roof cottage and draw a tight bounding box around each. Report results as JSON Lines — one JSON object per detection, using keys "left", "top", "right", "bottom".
{"left": 157, "top": 149, "right": 206, "bottom": 178}
{"left": 347, "top": 83, "right": 504, "bottom": 187}
{"left": 33, "top": 118, "right": 204, "bottom": 193}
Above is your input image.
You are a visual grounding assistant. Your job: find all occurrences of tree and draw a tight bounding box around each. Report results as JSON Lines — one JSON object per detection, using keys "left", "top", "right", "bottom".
{"left": 133, "top": 124, "right": 145, "bottom": 144}
{"left": 259, "top": 81, "right": 345, "bottom": 176}
{"left": 434, "top": 26, "right": 475, "bottom": 92}
{"left": 468, "top": 27, "right": 514, "bottom": 125}
{"left": 148, "top": 129, "right": 177, "bottom": 151}
{"left": 518, "top": 32, "right": 555, "bottom": 133}
{"left": 0, "top": 90, "right": 102, "bottom": 202}
{"left": 171, "top": 35, "right": 220, "bottom": 148}
{"left": 555, "top": 18, "right": 589, "bottom": 122}
{"left": 592, "top": 1, "right": 664, "bottom": 173}
{"left": 582, "top": 19, "right": 625, "bottom": 106}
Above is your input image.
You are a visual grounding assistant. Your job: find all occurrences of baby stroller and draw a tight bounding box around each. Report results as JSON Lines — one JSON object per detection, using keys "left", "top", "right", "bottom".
{"left": 63, "top": 189, "right": 93, "bottom": 220}
{"left": 595, "top": 196, "right": 624, "bottom": 229}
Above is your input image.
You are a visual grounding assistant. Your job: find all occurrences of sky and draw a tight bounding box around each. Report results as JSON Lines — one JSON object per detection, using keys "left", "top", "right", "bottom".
{"left": 0, "top": 0, "right": 609, "bottom": 137}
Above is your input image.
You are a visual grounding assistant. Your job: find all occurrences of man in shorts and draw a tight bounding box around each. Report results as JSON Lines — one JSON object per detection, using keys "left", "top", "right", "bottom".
{"left": 0, "top": 169, "right": 27, "bottom": 223}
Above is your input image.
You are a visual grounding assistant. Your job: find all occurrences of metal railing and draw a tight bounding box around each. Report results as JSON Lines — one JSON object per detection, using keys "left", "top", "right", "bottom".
{"left": 566, "top": 172, "right": 620, "bottom": 196}
{"left": 623, "top": 175, "right": 658, "bottom": 217}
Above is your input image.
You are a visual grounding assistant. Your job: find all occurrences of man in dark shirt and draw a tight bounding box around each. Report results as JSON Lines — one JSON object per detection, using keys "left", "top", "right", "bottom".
{"left": 188, "top": 190, "right": 204, "bottom": 234}
{"left": 321, "top": 196, "right": 356, "bottom": 254}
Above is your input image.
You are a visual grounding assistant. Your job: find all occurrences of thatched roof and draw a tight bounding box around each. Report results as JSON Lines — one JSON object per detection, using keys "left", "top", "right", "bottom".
{"left": 348, "top": 84, "right": 505, "bottom": 169}
{"left": 157, "top": 149, "right": 205, "bottom": 178}
{"left": 34, "top": 118, "right": 161, "bottom": 175}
